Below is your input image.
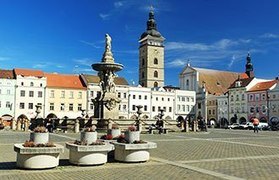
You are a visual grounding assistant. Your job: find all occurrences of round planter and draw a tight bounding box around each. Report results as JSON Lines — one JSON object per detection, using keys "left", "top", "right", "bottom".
{"left": 124, "top": 131, "right": 140, "bottom": 143}
{"left": 107, "top": 129, "right": 121, "bottom": 138}
{"left": 30, "top": 132, "right": 49, "bottom": 144}
{"left": 80, "top": 131, "right": 97, "bottom": 144}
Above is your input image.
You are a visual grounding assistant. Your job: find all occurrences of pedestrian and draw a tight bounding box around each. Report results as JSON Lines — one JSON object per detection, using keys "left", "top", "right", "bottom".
{"left": 253, "top": 118, "right": 259, "bottom": 133}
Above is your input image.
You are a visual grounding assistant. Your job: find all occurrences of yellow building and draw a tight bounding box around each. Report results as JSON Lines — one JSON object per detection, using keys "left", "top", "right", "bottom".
{"left": 44, "top": 73, "right": 87, "bottom": 119}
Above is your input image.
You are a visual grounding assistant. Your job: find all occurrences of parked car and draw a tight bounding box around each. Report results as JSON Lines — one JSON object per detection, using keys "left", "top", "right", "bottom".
{"left": 258, "top": 122, "right": 268, "bottom": 130}
{"left": 228, "top": 123, "right": 239, "bottom": 129}
{"left": 239, "top": 122, "right": 254, "bottom": 130}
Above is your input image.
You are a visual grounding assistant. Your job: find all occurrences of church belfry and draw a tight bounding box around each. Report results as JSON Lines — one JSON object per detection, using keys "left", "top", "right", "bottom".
{"left": 245, "top": 53, "right": 254, "bottom": 78}
{"left": 139, "top": 9, "right": 165, "bottom": 88}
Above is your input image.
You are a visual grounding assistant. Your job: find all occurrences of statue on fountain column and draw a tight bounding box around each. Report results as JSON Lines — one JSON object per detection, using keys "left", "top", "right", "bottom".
{"left": 105, "top": 34, "right": 112, "bottom": 52}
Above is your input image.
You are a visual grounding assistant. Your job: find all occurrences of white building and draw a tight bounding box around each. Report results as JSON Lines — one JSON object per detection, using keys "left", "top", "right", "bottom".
{"left": 14, "top": 69, "right": 46, "bottom": 120}
{"left": 216, "top": 93, "right": 229, "bottom": 127}
{"left": 268, "top": 79, "right": 279, "bottom": 122}
{"left": 0, "top": 69, "right": 16, "bottom": 125}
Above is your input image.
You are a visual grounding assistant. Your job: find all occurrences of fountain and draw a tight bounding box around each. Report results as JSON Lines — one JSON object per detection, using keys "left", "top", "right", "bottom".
{"left": 92, "top": 34, "right": 123, "bottom": 128}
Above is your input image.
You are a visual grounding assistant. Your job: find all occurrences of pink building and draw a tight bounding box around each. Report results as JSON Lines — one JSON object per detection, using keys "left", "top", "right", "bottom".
{"left": 247, "top": 80, "right": 277, "bottom": 122}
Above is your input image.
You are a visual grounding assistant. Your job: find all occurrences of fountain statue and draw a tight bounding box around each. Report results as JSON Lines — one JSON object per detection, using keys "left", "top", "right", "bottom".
{"left": 92, "top": 34, "right": 123, "bottom": 128}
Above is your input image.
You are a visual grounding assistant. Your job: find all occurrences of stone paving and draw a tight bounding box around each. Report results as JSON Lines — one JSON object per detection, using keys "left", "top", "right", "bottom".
{"left": 0, "top": 129, "right": 279, "bottom": 179}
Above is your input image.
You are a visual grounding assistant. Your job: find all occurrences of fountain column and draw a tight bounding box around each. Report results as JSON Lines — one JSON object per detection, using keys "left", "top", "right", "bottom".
{"left": 92, "top": 34, "right": 123, "bottom": 128}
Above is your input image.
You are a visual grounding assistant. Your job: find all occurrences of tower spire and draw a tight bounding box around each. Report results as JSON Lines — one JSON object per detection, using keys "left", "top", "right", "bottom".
{"left": 245, "top": 52, "right": 254, "bottom": 78}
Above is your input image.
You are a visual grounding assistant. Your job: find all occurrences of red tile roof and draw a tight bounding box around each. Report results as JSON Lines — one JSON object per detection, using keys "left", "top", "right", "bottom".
{"left": 81, "top": 74, "right": 129, "bottom": 86}
{"left": 229, "top": 77, "right": 254, "bottom": 89}
{"left": 194, "top": 67, "right": 248, "bottom": 95}
{"left": 45, "top": 73, "right": 86, "bottom": 89}
{"left": 248, "top": 80, "right": 277, "bottom": 92}
{"left": 14, "top": 68, "right": 44, "bottom": 77}
{"left": 0, "top": 69, "right": 14, "bottom": 79}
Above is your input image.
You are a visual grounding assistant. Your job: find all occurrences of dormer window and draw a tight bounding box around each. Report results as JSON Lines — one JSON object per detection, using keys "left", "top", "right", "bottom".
{"left": 235, "top": 81, "right": 241, "bottom": 87}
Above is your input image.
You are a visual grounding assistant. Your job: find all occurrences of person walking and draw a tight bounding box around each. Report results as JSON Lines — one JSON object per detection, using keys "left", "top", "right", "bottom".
{"left": 253, "top": 118, "right": 259, "bottom": 133}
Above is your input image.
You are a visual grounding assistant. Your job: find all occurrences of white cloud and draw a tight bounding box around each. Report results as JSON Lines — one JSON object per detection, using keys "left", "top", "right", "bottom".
{"left": 80, "top": 40, "right": 101, "bottom": 49}
{"left": 0, "top": 57, "right": 9, "bottom": 61}
{"left": 99, "top": 13, "right": 110, "bottom": 20}
{"left": 260, "top": 33, "right": 279, "bottom": 39}
{"left": 73, "top": 58, "right": 92, "bottom": 67}
{"left": 114, "top": 1, "right": 124, "bottom": 8}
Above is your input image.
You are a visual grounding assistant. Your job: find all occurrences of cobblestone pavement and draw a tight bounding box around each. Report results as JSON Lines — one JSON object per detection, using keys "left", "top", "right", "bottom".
{"left": 1, "top": 129, "right": 279, "bottom": 179}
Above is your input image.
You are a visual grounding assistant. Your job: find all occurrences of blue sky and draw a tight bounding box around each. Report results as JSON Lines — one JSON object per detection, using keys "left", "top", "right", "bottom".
{"left": 0, "top": 0, "right": 278, "bottom": 86}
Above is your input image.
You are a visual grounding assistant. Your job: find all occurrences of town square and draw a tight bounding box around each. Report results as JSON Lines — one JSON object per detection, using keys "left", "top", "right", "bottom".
{"left": 0, "top": 1, "right": 279, "bottom": 179}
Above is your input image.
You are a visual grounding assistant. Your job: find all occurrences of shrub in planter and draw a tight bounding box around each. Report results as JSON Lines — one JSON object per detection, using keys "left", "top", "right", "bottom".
{"left": 124, "top": 125, "right": 140, "bottom": 143}
{"left": 80, "top": 125, "right": 97, "bottom": 144}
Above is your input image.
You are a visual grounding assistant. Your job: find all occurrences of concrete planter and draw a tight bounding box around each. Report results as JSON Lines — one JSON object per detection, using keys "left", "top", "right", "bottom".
{"left": 30, "top": 132, "right": 49, "bottom": 144}
{"left": 14, "top": 144, "right": 64, "bottom": 169}
{"left": 80, "top": 131, "right": 97, "bottom": 144}
{"left": 113, "top": 142, "right": 157, "bottom": 162}
{"left": 107, "top": 129, "right": 121, "bottom": 138}
{"left": 66, "top": 142, "right": 114, "bottom": 165}
{"left": 124, "top": 131, "right": 140, "bottom": 143}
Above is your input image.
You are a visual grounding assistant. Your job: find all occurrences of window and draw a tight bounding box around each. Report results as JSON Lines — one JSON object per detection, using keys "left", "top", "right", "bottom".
{"left": 50, "top": 103, "right": 54, "bottom": 111}
{"left": 40, "top": 83, "right": 43, "bottom": 87}
{"left": 249, "top": 94, "right": 253, "bottom": 101}
{"left": 7, "top": 89, "right": 11, "bottom": 95}
{"left": 177, "top": 105, "right": 181, "bottom": 111}
{"left": 242, "top": 94, "right": 245, "bottom": 101}
{"left": 154, "top": 71, "right": 158, "bottom": 78}
{"left": 123, "top": 105, "right": 127, "bottom": 111}
{"left": 261, "top": 94, "right": 266, "bottom": 101}
{"left": 61, "top": 91, "right": 65, "bottom": 98}
{"left": 169, "top": 107, "right": 172, "bottom": 112}
{"left": 90, "top": 103, "right": 94, "bottom": 110}
{"left": 163, "top": 106, "right": 166, "bottom": 111}
{"left": 142, "top": 58, "right": 145, "bottom": 66}
{"left": 212, "top": 109, "right": 215, "bottom": 115}
{"left": 198, "top": 103, "right": 201, "bottom": 109}
{"left": 132, "top": 105, "right": 136, "bottom": 111}
{"left": 154, "top": 82, "right": 158, "bottom": 87}
{"left": 144, "top": 105, "right": 147, "bottom": 111}
{"left": 209, "top": 110, "right": 211, "bottom": 115}
{"left": 231, "top": 95, "right": 234, "bottom": 101}
{"left": 133, "top": 95, "right": 136, "bottom": 99}
{"left": 78, "top": 104, "right": 82, "bottom": 111}
{"left": 20, "top": 90, "right": 25, "bottom": 97}
{"left": 144, "top": 95, "right": 147, "bottom": 100}
{"left": 30, "top": 82, "right": 34, "bottom": 86}
{"left": 124, "top": 93, "right": 127, "bottom": 98}
{"left": 37, "top": 103, "right": 42, "bottom": 107}
{"left": 78, "top": 92, "right": 82, "bottom": 99}
{"left": 118, "top": 92, "right": 121, "bottom": 98}
{"left": 162, "top": 97, "right": 164, "bottom": 101}
{"left": 168, "top": 98, "right": 170, "bottom": 101}
{"left": 70, "top": 91, "right": 74, "bottom": 99}
{"left": 119, "top": 105, "right": 121, "bottom": 110}
{"left": 29, "top": 91, "right": 34, "bottom": 97}
{"left": 154, "top": 58, "right": 158, "bottom": 64}
{"left": 158, "top": 106, "right": 161, "bottom": 111}
{"left": 187, "top": 105, "right": 190, "bottom": 112}
{"left": 19, "top": 103, "right": 25, "bottom": 109}
{"left": 6, "top": 101, "right": 11, "bottom": 108}
{"left": 142, "top": 72, "right": 144, "bottom": 78}
{"left": 255, "top": 94, "right": 260, "bottom": 101}
{"left": 152, "top": 106, "right": 155, "bottom": 112}
{"left": 236, "top": 95, "right": 239, "bottom": 101}
{"left": 28, "top": 103, "right": 33, "bottom": 109}
{"left": 90, "top": 91, "right": 94, "bottom": 97}
{"left": 156, "top": 97, "right": 158, "bottom": 101}
{"left": 50, "top": 90, "right": 54, "bottom": 98}
{"left": 21, "top": 82, "right": 24, "bottom": 86}
{"left": 60, "top": 103, "right": 65, "bottom": 111}
{"left": 38, "top": 91, "right": 43, "bottom": 97}
{"left": 139, "top": 95, "right": 141, "bottom": 99}
{"left": 69, "top": 104, "right": 73, "bottom": 111}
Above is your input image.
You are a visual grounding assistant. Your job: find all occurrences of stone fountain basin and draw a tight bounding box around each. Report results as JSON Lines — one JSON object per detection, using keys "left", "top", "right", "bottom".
{"left": 92, "top": 63, "right": 123, "bottom": 72}
{"left": 113, "top": 141, "right": 157, "bottom": 162}
{"left": 66, "top": 142, "right": 114, "bottom": 165}
{"left": 14, "top": 144, "right": 64, "bottom": 169}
